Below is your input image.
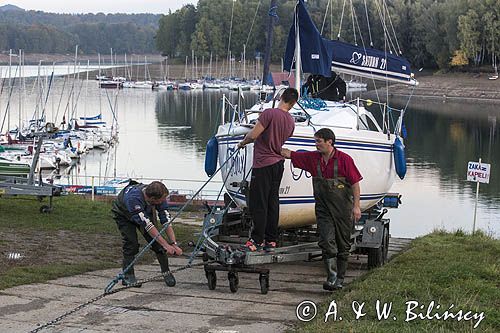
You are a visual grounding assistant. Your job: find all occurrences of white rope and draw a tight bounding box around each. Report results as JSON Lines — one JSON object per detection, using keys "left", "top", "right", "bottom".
{"left": 245, "top": 0, "right": 262, "bottom": 49}
{"left": 227, "top": 0, "right": 236, "bottom": 69}
{"left": 350, "top": 0, "right": 357, "bottom": 45}
{"left": 383, "top": 0, "right": 403, "bottom": 54}
{"left": 375, "top": 0, "right": 397, "bottom": 55}
{"left": 363, "top": 0, "right": 374, "bottom": 47}
{"left": 337, "top": 0, "right": 347, "bottom": 39}
{"left": 320, "top": 0, "right": 331, "bottom": 35}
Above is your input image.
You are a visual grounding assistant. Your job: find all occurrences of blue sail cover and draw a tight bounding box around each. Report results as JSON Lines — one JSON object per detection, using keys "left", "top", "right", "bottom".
{"left": 283, "top": 0, "right": 333, "bottom": 77}
{"left": 284, "top": 0, "right": 418, "bottom": 86}
{"left": 79, "top": 114, "right": 102, "bottom": 121}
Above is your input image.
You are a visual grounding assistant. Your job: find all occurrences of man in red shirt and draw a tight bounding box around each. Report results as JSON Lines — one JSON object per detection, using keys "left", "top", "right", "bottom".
{"left": 282, "top": 128, "right": 362, "bottom": 290}
{"left": 238, "top": 87, "right": 298, "bottom": 251}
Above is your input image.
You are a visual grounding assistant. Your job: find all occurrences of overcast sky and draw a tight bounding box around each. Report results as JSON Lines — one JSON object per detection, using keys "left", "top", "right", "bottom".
{"left": 5, "top": 1, "right": 198, "bottom": 14}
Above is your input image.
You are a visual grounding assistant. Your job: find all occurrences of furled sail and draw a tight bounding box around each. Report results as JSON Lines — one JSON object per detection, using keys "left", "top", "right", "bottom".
{"left": 284, "top": 0, "right": 418, "bottom": 86}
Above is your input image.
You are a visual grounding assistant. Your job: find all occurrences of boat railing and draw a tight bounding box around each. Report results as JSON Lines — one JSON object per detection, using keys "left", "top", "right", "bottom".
{"left": 349, "top": 98, "right": 405, "bottom": 137}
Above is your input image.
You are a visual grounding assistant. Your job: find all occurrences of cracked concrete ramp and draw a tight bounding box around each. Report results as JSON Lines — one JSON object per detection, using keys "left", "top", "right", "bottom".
{"left": 0, "top": 238, "right": 411, "bottom": 333}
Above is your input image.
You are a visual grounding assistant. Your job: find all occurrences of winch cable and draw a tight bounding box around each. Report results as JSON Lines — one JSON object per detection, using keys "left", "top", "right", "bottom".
{"left": 28, "top": 260, "right": 212, "bottom": 333}
{"left": 188, "top": 153, "right": 254, "bottom": 265}
{"left": 29, "top": 147, "right": 244, "bottom": 333}
{"left": 189, "top": 108, "right": 254, "bottom": 264}
{"left": 104, "top": 146, "right": 243, "bottom": 294}
{"left": 188, "top": 148, "right": 239, "bottom": 264}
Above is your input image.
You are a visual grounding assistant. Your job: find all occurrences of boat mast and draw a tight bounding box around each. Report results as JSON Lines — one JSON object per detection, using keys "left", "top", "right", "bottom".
{"left": 262, "top": 0, "right": 277, "bottom": 86}
{"left": 294, "top": 9, "right": 301, "bottom": 96}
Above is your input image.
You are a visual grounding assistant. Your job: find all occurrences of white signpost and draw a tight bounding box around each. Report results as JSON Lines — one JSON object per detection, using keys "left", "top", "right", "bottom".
{"left": 467, "top": 158, "right": 491, "bottom": 234}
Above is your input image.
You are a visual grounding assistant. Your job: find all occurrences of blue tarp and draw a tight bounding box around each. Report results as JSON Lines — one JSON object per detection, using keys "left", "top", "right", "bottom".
{"left": 284, "top": 0, "right": 417, "bottom": 86}
{"left": 283, "top": 0, "right": 333, "bottom": 77}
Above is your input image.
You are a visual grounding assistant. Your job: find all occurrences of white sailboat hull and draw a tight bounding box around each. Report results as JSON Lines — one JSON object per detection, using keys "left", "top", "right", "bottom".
{"left": 215, "top": 101, "right": 397, "bottom": 229}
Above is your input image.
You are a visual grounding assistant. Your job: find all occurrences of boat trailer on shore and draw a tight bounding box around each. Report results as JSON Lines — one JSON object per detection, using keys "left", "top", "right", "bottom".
{"left": 197, "top": 193, "right": 401, "bottom": 294}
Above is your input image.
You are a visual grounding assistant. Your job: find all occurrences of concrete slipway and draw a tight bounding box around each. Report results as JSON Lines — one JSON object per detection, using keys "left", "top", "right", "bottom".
{"left": 0, "top": 238, "right": 411, "bottom": 333}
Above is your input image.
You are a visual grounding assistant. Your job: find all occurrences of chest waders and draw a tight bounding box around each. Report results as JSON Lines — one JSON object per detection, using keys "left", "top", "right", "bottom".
{"left": 312, "top": 158, "right": 353, "bottom": 291}
{"left": 113, "top": 184, "right": 175, "bottom": 288}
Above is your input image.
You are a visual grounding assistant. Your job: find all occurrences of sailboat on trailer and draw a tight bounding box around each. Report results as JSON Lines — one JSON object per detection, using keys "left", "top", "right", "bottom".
{"left": 207, "top": 0, "right": 417, "bottom": 229}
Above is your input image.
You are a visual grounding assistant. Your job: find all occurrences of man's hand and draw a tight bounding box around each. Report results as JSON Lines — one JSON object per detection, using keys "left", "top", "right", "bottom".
{"left": 163, "top": 244, "right": 175, "bottom": 255}
{"left": 172, "top": 244, "right": 183, "bottom": 256}
{"left": 281, "top": 148, "right": 291, "bottom": 159}
{"left": 237, "top": 141, "right": 245, "bottom": 149}
{"left": 352, "top": 205, "right": 361, "bottom": 222}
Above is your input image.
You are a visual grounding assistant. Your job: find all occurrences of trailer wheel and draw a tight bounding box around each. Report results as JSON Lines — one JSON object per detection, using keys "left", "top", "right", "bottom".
{"left": 228, "top": 272, "right": 239, "bottom": 293}
{"left": 40, "top": 205, "right": 52, "bottom": 214}
{"left": 368, "top": 227, "right": 388, "bottom": 269}
{"left": 206, "top": 270, "right": 217, "bottom": 290}
{"left": 259, "top": 273, "right": 269, "bottom": 294}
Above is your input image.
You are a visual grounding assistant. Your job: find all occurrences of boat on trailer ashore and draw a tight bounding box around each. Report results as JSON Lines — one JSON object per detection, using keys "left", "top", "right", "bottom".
{"left": 198, "top": 0, "right": 417, "bottom": 293}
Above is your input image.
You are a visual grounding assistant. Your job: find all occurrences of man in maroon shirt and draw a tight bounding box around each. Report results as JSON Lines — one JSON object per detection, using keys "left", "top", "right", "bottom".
{"left": 282, "top": 128, "right": 362, "bottom": 290}
{"left": 238, "top": 87, "right": 298, "bottom": 251}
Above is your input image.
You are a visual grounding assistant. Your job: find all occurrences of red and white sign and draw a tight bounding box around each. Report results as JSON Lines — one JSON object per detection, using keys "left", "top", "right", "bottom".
{"left": 467, "top": 161, "right": 491, "bottom": 184}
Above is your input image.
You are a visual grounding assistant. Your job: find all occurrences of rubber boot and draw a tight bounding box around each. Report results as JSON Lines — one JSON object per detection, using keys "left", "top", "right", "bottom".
{"left": 122, "top": 257, "right": 142, "bottom": 288}
{"left": 334, "top": 258, "right": 348, "bottom": 290}
{"left": 322, "top": 257, "right": 338, "bottom": 291}
{"left": 156, "top": 252, "right": 176, "bottom": 287}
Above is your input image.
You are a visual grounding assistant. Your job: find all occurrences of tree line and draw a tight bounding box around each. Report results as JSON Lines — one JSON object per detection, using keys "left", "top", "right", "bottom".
{"left": 156, "top": 0, "right": 499, "bottom": 70}
{"left": 0, "top": 10, "right": 160, "bottom": 54}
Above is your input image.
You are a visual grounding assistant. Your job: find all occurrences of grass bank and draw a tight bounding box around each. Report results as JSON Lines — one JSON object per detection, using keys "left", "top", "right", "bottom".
{"left": 0, "top": 194, "right": 199, "bottom": 290}
{"left": 295, "top": 230, "right": 499, "bottom": 332}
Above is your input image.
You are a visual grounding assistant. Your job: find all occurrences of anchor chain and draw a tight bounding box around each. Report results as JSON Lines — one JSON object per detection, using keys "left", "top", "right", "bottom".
{"left": 28, "top": 260, "right": 211, "bottom": 333}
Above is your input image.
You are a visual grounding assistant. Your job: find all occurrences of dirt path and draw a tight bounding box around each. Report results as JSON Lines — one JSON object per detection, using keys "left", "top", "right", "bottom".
{"left": 0, "top": 229, "right": 123, "bottom": 275}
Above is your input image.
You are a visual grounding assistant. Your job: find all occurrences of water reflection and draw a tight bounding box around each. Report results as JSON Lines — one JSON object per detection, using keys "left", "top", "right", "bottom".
{"left": 154, "top": 90, "right": 258, "bottom": 153}
{"left": 1, "top": 76, "right": 498, "bottom": 237}
{"left": 385, "top": 98, "right": 500, "bottom": 237}
{"left": 153, "top": 92, "right": 500, "bottom": 237}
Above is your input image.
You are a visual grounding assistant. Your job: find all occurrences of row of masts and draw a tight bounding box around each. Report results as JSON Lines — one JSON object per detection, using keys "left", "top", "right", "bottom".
{"left": 1, "top": 47, "right": 119, "bottom": 137}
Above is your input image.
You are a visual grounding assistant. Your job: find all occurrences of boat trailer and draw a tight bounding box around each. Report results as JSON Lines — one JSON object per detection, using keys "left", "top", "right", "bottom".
{"left": 198, "top": 193, "right": 401, "bottom": 294}
{"left": 0, "top": 135, "right": 62, "bottom": 213}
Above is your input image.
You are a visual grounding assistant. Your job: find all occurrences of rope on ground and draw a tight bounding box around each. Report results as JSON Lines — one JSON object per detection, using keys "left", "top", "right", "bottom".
{"left": 28, "top": 260, "right": 212, "bottom": 333}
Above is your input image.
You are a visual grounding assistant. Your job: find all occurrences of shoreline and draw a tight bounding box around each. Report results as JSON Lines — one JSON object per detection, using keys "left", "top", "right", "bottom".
{"left": 369, "top": 72, "right": 500, "bottom": 103}
{"left": 1, "top": 52, "right": 499, "bottom": 102}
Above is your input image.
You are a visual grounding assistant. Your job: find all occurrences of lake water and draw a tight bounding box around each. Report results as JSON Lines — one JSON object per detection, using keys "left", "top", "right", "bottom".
{"left": 1, "top": 78, "right": 499, "bottom": 238}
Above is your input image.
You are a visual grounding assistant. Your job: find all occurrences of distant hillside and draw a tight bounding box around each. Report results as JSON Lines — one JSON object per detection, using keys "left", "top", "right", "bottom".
{"left": 0, "top": 4, "right": 25, "bottom": 12}
{"left": 0, "top": 8, "right": 162, "bottom": 54}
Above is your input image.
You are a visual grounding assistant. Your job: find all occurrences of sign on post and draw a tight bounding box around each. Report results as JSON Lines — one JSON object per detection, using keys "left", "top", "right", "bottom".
{"left": 467, "top": 159, "right": 491, "bottom": 235}
{"left": 467, "top": 161, "right": 491, "bottom": 184}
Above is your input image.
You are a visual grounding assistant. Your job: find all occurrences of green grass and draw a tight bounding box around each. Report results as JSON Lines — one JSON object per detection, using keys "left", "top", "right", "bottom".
{"left": 0, "top": 194, "right": 200, "bottom": 290}
{"left": 0, "top": 194, "right": 118, "bottom": 233}
{"left": 0, "top": 262, "right": 117, "bottom": 290}
{"left": 294, "top": 230, "right": 500, "bottom": 332}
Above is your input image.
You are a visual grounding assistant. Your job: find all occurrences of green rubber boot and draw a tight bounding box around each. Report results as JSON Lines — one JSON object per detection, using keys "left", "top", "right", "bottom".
{"left": 322, "top": 257, "right": 338, "bottom": 291}
{"left": 156, "top": 253, "right": 176, "bottom": 287}
{"left": 334, "top": 258, "right": 348, "bottom": 290}
{"left": 122, "top": 257, "right": 142, "bottom": 288}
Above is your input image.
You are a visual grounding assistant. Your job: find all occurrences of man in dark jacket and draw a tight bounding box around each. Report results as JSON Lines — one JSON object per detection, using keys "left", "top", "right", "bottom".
{"left": 112, "top": 181, "right": 182, "bottom": 287}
